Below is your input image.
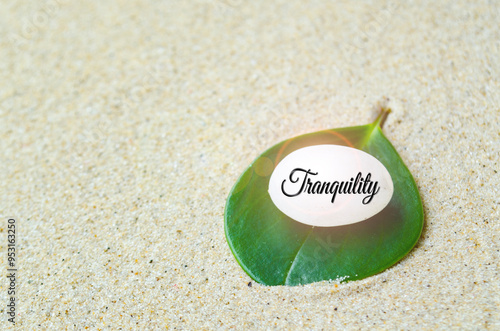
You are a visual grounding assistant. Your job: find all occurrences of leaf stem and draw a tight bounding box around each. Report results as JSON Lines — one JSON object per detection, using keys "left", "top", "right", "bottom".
{"left": 373, "top": 107, "right": 391, "bottom": 129}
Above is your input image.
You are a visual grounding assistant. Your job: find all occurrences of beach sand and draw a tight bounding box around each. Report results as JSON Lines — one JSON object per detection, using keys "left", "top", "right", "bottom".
{"left": 0, "top": 0, "right": 498, "bottom": 329}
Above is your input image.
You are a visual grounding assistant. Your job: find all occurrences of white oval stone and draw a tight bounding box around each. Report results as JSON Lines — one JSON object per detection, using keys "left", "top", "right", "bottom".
{"left": 268, "top": 145, "right": 394, "bottom": 227}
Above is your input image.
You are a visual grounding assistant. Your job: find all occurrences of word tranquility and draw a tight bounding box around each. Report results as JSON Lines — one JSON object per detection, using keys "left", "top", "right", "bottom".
{"left": 281, "top": 168, "right": 380, "bottom": 204}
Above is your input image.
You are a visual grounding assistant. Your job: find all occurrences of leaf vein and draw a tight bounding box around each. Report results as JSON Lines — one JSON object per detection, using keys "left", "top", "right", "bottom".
{"left": 283, "top": 227, "right": 314, "bottom": 285}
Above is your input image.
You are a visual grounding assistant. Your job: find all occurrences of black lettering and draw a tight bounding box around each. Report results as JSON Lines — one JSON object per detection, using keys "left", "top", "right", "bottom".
{"left": 280, "top": 170, "right": 381, "bottom": 205}
{"left": 281, "top": 168, "right": 318, "bottom": 197}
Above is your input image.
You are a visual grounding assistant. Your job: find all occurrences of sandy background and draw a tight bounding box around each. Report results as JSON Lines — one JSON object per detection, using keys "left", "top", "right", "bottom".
{"left": 0, "top": 0, "right": 499, "bottom": 329}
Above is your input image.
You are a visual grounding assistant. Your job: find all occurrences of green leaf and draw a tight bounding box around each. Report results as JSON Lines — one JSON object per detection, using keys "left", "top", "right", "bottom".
{"left": 224, "top": 109, "right": 424, "bottom": 286}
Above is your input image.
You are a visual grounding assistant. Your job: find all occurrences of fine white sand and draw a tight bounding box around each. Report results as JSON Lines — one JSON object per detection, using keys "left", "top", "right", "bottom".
{"left": 0, "top": 0, "right": 498, "bottom": 329}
